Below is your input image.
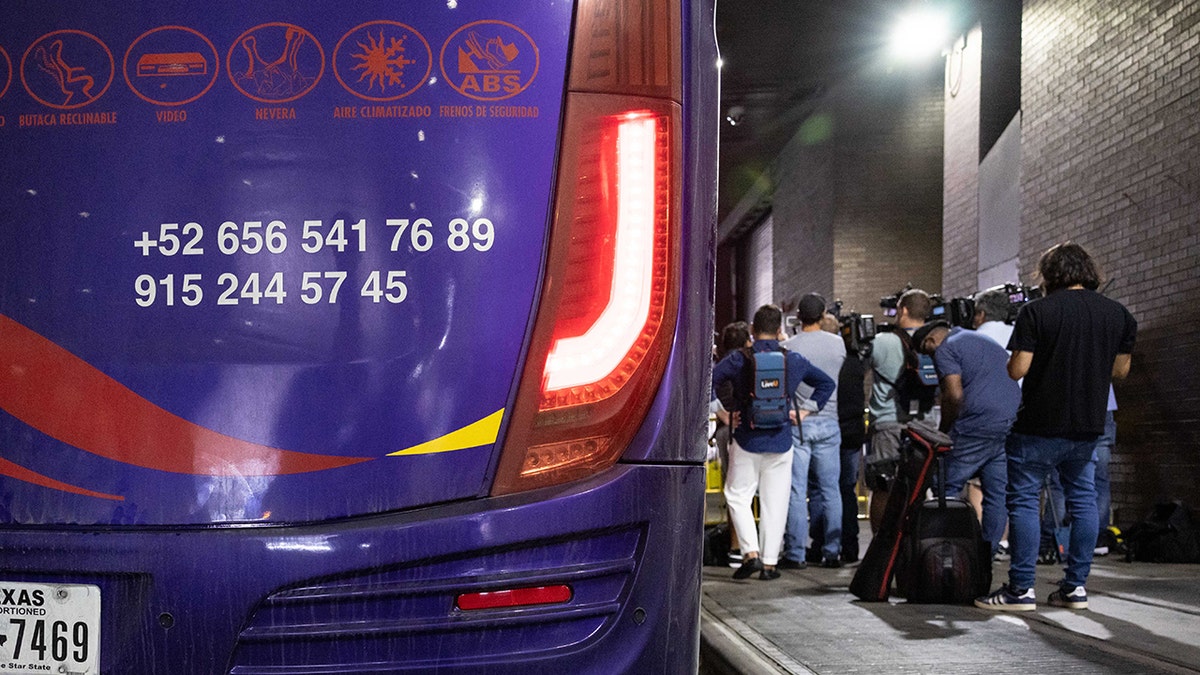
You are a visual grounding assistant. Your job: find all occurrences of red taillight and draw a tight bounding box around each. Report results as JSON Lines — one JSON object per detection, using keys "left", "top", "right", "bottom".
{"left": 542, "top": 110, "right": 667, "bottom": 405}
{"left": 455, "top": 585, "right": 573, "bottom": 611}
{"left": 492, "top": 0, "right": 681, "bottom": 496}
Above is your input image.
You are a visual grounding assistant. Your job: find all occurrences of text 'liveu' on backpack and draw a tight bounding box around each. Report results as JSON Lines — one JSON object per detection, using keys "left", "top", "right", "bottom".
{"left": 741, "top": 347, "right": 790, "bottom": 429}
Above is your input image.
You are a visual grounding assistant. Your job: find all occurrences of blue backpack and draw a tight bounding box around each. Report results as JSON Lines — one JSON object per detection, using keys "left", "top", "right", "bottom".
{"left": 916, "top": 353, "right": 939, "bottom": 386}
{"left": 743, "top": 348, "right": 790, "bottom": 429}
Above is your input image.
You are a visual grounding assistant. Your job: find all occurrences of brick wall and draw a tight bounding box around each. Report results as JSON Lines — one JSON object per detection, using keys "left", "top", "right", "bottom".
{"left": 833, "top": 72, "right": 945, "bottom": 317}
{"left": 769, "top": 66, "right": 945, "bottom": 321}
{"left": 942, "top": 28, "right": 983, "bottom": 298}
{"left": 1021, "top": 0, "right": 1200, "bottom": 524}
{"left": 771, "top": 114, "right": 836, "bottom": 309}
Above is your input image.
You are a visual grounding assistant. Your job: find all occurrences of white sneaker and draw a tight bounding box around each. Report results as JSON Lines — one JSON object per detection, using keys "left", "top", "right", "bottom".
{"left": 1048, "top": 585, "right": 1088, "bottom": 610}
{"left": 975, "top": 584, "right": 1037, "bottom": 611}
{"left": 993, "top": 541, "right": 1011, "bottom": 561}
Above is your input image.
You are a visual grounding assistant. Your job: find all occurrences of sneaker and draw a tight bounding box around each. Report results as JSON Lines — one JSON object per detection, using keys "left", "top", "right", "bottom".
{"left": 759, "top": 568, "right": 781, "bottom": 581}
{"left": 820, "top": 556, "right": 843, "bottom": 569}
{"left": 1093, "top": 545, "right": 1110, "bottom": 557}
{"left": 993, "top": 541, "right": 1010, "bottom": 561}
{"left": 732, "top": 556, "right": 763, "bottom": 580}
{"left": 975, "top": 584, "right": 1036, "bottom": 612}
{"left": 777, "top": 557, "right": 807, "bottom": 570}
{"left": 1048, "top": 585, "right": 1088, "bottom": 610}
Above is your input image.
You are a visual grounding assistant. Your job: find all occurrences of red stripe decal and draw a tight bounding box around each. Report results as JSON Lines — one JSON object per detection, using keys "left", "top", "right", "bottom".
{"left": 0, "top": 315, "right": 371, "bottom": 476}
{"left": 0, "top": 457, "right": 124, "bottom": 501}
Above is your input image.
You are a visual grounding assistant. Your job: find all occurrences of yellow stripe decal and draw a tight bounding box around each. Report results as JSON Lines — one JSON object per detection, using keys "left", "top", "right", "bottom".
{"left": 387, "top": 409, "right": 505, "bottom": 456}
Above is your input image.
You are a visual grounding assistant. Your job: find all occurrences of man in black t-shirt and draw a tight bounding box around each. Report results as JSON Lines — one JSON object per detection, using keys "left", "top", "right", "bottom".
{"left": 976, "top": 243, "right": 1137, "bottom": 613}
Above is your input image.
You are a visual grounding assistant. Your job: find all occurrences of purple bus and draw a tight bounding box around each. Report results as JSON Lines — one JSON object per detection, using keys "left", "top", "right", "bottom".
{"left": 0, "top": 1, "right": 717, "bottom": 672}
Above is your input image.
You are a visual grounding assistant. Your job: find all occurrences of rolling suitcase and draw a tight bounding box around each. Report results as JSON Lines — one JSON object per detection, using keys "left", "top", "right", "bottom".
{"left": 894, "top": 452, "right": 993, "bottom": 604}
{"left": 850, "top": 421, "right": 950, "bottom": 602}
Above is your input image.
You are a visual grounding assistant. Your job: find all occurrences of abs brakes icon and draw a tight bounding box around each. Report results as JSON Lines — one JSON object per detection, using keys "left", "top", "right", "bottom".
{"left": 462, "top": 31, "right": 518, "bottom": 72}
{"left": 441, "top": 20, "right": 538, "bottom": 102}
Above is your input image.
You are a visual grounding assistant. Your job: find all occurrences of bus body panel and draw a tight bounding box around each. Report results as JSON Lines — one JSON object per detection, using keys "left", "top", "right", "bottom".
{"left": 3, "top": 465, "right": 703, "bottom": 673}
{"left": 0, "top": 0, "right": 715, "bottom": 671}
{"left": 619, "top": 0, "right": 719, "bottom": 466}
{"left": 0, "top": 1, "right": 571, "bottom": 526}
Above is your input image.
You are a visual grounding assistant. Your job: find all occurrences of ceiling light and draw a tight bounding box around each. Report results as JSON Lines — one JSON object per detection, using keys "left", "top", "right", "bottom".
{"left": 890, "top": 6, "right": 951, "bottom": 62}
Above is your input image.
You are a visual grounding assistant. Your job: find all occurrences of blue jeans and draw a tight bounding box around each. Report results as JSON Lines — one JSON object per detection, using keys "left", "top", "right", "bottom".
{"left": 809, "top": 445, "right": 862, "bottom": 559}
{"left": 1007, "top": 432, "right": 1098, "bottom": 591}
{"left": 1095, "top": 411, "right": 1116, "bottom": 532}
{"left": 1040, "top": 411, "right": 1115, "bottom": 547}
{"left": 944, "top": 432, "right": 1007, "bottom": 553}
{"left": 840, "top": 447, "right": 861, "bottom": 557}
{"left": 784, "top": 416, "right": 842, "bottom": 561}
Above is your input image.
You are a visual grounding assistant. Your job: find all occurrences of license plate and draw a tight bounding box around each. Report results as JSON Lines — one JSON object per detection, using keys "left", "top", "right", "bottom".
{"left": 0, "top": 582, "right": 100, "bottom": 674}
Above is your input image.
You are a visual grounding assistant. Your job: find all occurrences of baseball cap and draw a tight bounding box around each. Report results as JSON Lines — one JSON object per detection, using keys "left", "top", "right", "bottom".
{"left": 911, "top": 320, "right": 951, "bottom": 354}
{"left": 797, "top": 293, "right": 826, "bottom": 324}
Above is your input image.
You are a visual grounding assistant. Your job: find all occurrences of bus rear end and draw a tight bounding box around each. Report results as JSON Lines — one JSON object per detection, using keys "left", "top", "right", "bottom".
{"left": 0, "top": 1, "right": 717, "bottom": 672}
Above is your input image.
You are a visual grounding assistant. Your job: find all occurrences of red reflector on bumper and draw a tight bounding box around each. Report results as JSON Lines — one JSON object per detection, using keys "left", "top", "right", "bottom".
{"left": 455, "top": 585, "right": 573, "bottom": 611}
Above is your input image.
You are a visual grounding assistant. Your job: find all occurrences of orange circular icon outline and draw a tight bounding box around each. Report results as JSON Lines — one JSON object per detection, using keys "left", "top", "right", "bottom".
{"left": 123, "top": 25, "right": 220, "bottom": 107}
{"left": 20, "top": 30, "right": 115, "bottom": 110}
{"left": 439, "top": 20, "right": 540, "bottom": 102}
{"left": 0, "top": 46, "right": 12, "bottom": 101}
{"left": 226, "top": 22, "right": 325, "bottom": 104}
{"left": 333, "top": 21, "right": 432, "bottom": 102}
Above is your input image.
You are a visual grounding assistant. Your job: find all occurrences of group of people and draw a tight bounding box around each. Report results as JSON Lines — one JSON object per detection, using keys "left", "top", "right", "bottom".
{"left": 711, "top": 304, "right": 838, "bottom": 580}
{"left": 713, "top": 242, "right": 1137, "bottom": 612}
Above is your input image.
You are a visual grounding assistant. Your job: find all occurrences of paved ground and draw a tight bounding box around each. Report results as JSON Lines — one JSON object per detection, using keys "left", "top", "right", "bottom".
{"left": 700, "top": 551, "right": 1200, "bottom": 674}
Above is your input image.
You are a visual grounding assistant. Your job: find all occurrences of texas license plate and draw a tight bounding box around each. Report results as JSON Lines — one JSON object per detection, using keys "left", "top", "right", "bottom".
{"left": 0, "top": 582, "right": 100, "bottom": 674}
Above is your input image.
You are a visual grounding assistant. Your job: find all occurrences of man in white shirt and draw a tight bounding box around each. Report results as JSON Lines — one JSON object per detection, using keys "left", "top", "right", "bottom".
{"left": 972, "top": 288, "right": 1013, "bottom": 350}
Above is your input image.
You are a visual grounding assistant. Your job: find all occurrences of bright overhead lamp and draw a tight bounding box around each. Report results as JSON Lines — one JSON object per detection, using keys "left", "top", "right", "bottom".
{"left": 889, "top": 6, "right": 952, "bottom": 62}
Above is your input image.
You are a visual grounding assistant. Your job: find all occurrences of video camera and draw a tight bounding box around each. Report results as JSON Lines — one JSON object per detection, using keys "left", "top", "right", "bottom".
{"left": 879, "top": 286, "right": 951, "bottom": 322}
{"left": 999, "top": 283, "right": 1043, "bottom": 321}
{"left": 878, "top": 290, "right": 902, "bottom": 318}
{"left": 784, "top": 314, "right": 800, "bottom": 335}
{"left": 942, "top": 282, "right": 1043, "bottom": 328}
{"left": 944, "top": 297, "right": 975, "bottom": 329}
{"left": 879, "top": 286, "right": 947, "bottom": 319}
{"left": 830, "top": 300, "right": 876, "bottom": 358}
